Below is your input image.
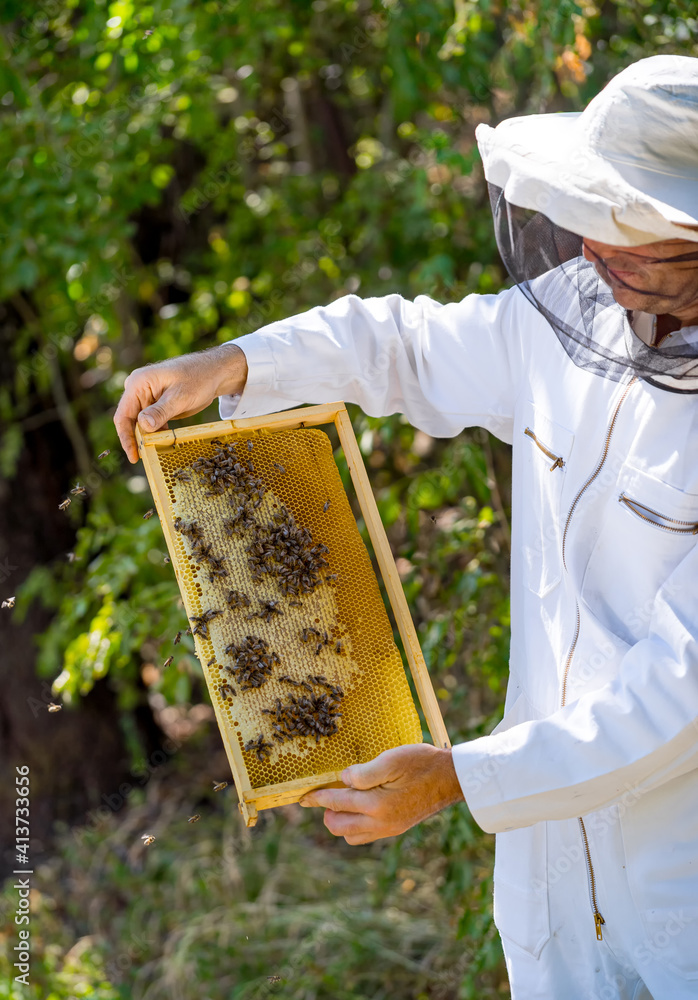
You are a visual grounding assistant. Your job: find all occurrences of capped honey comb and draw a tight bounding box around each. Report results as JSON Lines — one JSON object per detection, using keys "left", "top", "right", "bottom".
{"left": 137, "top": 404, "right": 449, "bottom": 825}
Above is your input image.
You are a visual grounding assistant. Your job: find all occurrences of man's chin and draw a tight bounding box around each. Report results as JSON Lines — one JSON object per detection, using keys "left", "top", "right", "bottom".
{"left": 606, "top": 284, "right": 661, "bottom": 314}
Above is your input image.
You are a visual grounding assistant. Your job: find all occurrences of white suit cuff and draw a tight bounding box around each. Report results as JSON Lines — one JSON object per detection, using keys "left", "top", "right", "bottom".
{"left": 218, "top": 335, "right": 276, "bottom": 420}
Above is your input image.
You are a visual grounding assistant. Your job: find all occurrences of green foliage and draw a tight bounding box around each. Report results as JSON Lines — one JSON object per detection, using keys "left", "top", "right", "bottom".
{"left": 2, "top": 0, "right": 695, "bottom": 996}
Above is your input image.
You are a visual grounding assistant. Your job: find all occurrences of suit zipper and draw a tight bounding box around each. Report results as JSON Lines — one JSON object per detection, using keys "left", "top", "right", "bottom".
{"left": 524, "top": 427, "right": 565, "bottom": 471}
{"left": 618, "top": 494, "right": 698, "bottom": 534}
{"left": 559, "top": 376, "right": 638, "bottom": 942}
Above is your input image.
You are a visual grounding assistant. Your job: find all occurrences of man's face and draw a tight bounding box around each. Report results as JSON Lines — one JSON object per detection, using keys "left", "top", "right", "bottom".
{"left": 582, "top": 237, "right": 698, "bottom": 324}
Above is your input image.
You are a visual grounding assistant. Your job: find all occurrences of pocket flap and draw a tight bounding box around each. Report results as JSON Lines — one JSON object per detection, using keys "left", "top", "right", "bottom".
{"left": 493, "top": 876, "right": 551, "bottom": 960}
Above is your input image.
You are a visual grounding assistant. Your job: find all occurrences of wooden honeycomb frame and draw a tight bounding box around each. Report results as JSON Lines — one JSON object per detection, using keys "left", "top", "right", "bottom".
{"left": 136, "top": 402, "right": 449, "bottom": 826}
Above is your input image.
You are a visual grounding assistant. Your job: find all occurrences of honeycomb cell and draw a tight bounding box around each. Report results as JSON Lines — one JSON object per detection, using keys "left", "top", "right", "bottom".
{"left": 150, "top": 426, "right": 423, "bottom": 792}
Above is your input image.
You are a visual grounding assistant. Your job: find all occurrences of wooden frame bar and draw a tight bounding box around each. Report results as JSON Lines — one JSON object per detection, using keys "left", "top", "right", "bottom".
{"left": 136, "top": 403, "right": 449, "bottom": 824}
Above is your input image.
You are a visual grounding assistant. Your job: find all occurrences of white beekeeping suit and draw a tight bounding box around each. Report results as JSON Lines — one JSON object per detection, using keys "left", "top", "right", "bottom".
{"left": 219, "top": 55, "right": 698, "bottom": 1000}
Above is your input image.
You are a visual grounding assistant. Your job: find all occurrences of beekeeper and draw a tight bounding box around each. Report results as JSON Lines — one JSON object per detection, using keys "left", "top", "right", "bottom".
{"left": 115, "top": 55, "right": 698, "bottom": 1000}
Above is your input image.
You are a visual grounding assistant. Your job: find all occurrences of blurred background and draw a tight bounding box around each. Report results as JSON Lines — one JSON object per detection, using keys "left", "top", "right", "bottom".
{"left": 0, "top": 1, "right": 695, "bottom": 997}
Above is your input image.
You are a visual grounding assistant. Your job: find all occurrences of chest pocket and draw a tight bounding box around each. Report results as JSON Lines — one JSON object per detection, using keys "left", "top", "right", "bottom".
{"left": 581, "top": 465, "right": 698, "bottom": 645}
{"left": 520, "top": 401, "right": 575, "bottom": 598}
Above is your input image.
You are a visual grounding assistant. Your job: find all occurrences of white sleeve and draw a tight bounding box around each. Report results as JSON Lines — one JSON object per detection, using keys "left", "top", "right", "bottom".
{"left": 218, "top": 288, "right": 530, "bottom": 443}
{"left": 452, "top": 543, "right": 698, "bottom": 833}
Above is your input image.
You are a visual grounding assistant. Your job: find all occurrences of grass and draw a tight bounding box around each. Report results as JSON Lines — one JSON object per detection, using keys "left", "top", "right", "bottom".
{"left": 0, "top": 732, "right": 508, "bottom": 1000}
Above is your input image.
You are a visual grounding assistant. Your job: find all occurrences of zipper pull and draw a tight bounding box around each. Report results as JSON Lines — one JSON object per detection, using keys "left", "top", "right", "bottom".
{"left": 594, "top": 912, "right": 605, "bottom": 941}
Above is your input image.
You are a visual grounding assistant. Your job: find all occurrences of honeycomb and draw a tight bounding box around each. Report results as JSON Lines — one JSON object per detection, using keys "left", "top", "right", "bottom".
{"left": 152, "top": 425, "right": 423, "bottom": 792}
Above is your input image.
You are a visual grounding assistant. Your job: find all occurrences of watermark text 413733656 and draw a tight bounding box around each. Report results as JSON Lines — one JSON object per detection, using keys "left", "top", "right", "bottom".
{"left": 14, "top": 765, "right": 32, "bottom": 987}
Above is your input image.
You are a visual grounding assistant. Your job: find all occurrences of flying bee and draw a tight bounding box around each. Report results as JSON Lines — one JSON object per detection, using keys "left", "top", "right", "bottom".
{"left": 163, "top": 655, "right": 174, "bottom": 668}
{"left": 66, "top": 552, "right": 81, "bottom": 563}
{"left": 212, "top": 781, "right": 228, "bottom": 792}
{"left": 70, "top": 484, "right": 86, "bottom": 496}
{"left": 188, "top": 814, "right": 201, "bottom": 824}
{"left": 143, "top": 508, "right": 155, "bottom": 520}
{"left": 164, "top": 555, "right": 170, "bottom": 564}
{"left": 141, "top": 834, "right": 156, "bottom": 846}
{"left": 2, "top": 596, "right": 16, "bottom": 609}
{"left": 58, "top": 498, "right": 71, "bottom": 511}
{"left": 174, "top": 632, "right": 182, "bottom": 645}
{"left": 267, "top": 976, "right": 282, "bottom": 984}
{"left": 97, "top": 450, "right": 110, "bottom": 459}
{"left": 47, "top": 702, "right": 62, "bottom": 713}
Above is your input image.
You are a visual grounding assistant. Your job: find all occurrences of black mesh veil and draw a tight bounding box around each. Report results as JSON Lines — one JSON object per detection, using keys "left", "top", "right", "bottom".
{"left": 488, "top": 183, "right": 698, "bottom": 393}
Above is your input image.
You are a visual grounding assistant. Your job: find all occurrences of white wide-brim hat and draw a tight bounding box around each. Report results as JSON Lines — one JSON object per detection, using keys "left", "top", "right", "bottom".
{"left": 476, "top": 54, "right": 698, "bottom": 247}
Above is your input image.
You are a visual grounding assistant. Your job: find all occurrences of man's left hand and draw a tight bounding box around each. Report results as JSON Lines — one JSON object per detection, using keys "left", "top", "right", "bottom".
{"left": 299, "top": 744, "right": 464, "bottom": 844}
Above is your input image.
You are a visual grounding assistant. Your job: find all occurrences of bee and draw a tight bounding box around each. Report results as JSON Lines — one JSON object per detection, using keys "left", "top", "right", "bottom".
{"left": 173, "top": 468, "right": 191, "bottom": 483}
{"left": 143, "top": 508, "right": 155, "bottom": 520}
{"left": 58, "top": 498, "right": 71, "bottom": 511}
{"left": 288, "top": 599, "right": 302, "bottom": 608}
{"left": 47, "top": 702, "right": 62, "bottom": 713}
{"left": 334, "top": 641, "right": 345, "bottom": 656}
{"left": 219, "top": 683, "right": 235, "bottom": 700}
{"left": 142, "top": 28, "right": 154, "bottom": 38}
{"left": 188, "top": 814, "right": 201, "bottom": 824}
{"left": 206, "top": 656, "right": 216, "bottom": 667}
{"left": 97, "top": 450, "right": 110, "bottom": 459}
{"left": 323, "top": 500, "right": 331, "bottom": 513}
{"left": 246, "top": 440, "right": 254, "bottom": 452}
{"left": 163, "top": 655, "right": 174, "bottom": 668}
{"left": 141, "top": 834, "right": 156, "bottom": 846}
{"left": 273, "top": 463, "right": 285, "bottom": 474}
{"left": 70, "top": 484, "right": 86, "bottom": 496}
{"left": 2, "top": 596, "right": 16, "bottom": 609}
{"left": 243, "top": 733, "right": 274, "bottom": 762}
{"left": 164, "top": 555, "right": 170, "bottom": 564}
{"left": 326, "top": 573, "right": 338, "bottom": 582}
{"left": 212, "top": 781, "right": 228, "bottom": 792}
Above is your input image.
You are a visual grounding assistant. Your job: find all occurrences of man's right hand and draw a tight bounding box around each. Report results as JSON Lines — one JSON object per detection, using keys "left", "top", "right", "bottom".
{"left": 114, "top": 344, "right": 248, "bottom": 463}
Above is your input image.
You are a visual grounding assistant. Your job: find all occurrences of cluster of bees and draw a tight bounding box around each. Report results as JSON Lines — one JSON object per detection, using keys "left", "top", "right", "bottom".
{"left": 247, "top": 505, "right": 331, "bottom": 596}
{"left": 169, "top": 434, "right": 349, "bottom": 767}
{"left": 262, "top": 674, "right": 344, "bottom": 743}
{"left": 222, "top": 635, "right": 280, "bottom": 691}
{"left": 301, "top": 625, "right": 345, "bottom": 657}
{"left": 173, "top": 517, "right": 229, "bottom": 583}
